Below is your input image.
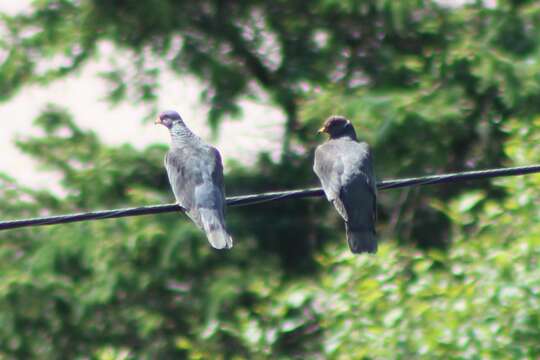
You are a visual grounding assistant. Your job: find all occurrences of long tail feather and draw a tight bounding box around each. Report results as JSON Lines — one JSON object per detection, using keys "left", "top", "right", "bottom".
{"left": 199, "top": 209, "right": 233, "bottom": 249}
{"left": 345, "top": 223, "right": 377, "bottom": 254}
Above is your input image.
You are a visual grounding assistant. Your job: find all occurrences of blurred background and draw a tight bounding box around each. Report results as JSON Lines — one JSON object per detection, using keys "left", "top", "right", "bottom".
{"left": 1, "top": 0, "right": 540, "bottom": 358}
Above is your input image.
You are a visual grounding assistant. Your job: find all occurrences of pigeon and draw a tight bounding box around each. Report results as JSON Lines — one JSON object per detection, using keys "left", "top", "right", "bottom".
{"left": 313, "top": 115, "right": 377, "bottom": 254}
{"left": 155, "top": 110, "right": 233, "bottom": 249}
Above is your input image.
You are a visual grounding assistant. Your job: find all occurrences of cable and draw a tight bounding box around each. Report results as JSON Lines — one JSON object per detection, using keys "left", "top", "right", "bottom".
{"left": 1, "top": 164, "right": 539, "bottom": 231}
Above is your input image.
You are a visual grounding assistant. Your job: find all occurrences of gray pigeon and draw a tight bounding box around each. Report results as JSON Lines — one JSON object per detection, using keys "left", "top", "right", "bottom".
{"left": 156, "top": 110, "right": 233, "bottom": 249}
{"left": 313, "top": 115, "right": 377, "bottom": 254}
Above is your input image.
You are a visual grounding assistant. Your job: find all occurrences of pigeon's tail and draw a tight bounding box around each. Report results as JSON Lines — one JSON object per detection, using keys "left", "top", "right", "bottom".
{"left": 345, "top": 223, "right": 377, "bottom": 254}
{"left": 199, "top": 209, "right": 233, "bottom": 250}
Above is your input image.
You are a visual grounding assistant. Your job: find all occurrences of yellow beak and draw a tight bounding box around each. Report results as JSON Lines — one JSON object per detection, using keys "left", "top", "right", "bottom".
{"left": 317, "top": 126, "right": 327, "bottom": 134}
{"left": 155, "top": 117, "right": 162, "bottom": 125}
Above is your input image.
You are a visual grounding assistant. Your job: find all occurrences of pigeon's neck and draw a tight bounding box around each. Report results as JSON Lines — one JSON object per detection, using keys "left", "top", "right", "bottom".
{"left": 331, "top": 126, "right": 358, "bottom": 141}
{"left": 170, "top": 123, "right": 198, "bottom": 145}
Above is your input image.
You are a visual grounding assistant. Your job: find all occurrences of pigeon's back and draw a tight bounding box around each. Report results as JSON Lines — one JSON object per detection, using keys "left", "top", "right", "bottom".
{"left": 314, "top": 139, "right": 374, "bottom": 197}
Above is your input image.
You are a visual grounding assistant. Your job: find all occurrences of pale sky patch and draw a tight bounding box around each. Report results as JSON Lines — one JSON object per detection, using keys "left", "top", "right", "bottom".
{"left": 0, "top": 2, "right": 284, "bottom": 193}
{"left": 0, "top": 55, "right": 284, "bottom": 191}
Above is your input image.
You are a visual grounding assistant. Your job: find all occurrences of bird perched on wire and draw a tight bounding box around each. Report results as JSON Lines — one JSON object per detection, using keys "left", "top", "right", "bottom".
{"left": 313, "top": 115, "right": 377, "bottom": 254}
{"left": 155, "top": 110, "right": 233, "bottom": 249}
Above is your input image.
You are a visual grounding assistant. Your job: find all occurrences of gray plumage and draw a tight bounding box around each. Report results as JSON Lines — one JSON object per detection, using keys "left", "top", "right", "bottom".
{"left": 157, "top": 110, "right": 232, "bottom": 249}
{"left": 313, "top": 115, "right": 377, "bottom": 254}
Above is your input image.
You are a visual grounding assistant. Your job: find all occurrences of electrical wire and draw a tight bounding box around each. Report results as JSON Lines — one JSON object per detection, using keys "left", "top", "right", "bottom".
{"left": 1, "top": 164, "right": 539, "bottom": 231}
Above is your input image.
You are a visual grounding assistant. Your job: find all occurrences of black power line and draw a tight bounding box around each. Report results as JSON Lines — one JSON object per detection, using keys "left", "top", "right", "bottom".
{"left": 1, "top": 164, "right": 540, "bottom": 231}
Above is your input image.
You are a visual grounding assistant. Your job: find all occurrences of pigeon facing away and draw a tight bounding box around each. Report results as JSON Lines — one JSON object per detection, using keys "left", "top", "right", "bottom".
{"left": 156, "top": 110, "right": 233, "bottom": 249}
{"left": 313, "top": 116, "right": 377, "bottom": 254}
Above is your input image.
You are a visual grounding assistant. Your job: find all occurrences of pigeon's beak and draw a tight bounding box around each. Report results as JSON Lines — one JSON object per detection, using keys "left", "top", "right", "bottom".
{"left": 155, "top": 117, "right": 163, "bottom": 125}
{"left": 317, "top": 126, "right": 327, "bottom": 134}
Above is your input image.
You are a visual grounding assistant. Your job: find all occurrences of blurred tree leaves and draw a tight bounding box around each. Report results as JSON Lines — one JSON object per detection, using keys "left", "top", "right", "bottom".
{"left": 1, "top": 0, "right": 540, "bottom": 358}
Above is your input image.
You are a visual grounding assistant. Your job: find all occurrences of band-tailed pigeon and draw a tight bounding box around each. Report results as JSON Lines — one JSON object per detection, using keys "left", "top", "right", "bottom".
{"left": 156, "top": 110, "right": 233, "bottom": 249}
{"left": 313, "top": 115, "right": 377, "bottom": 254}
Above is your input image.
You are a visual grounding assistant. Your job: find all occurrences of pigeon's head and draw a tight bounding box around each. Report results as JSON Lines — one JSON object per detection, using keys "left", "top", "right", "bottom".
{"left": 318, "top": 115, "right": 355, "bottom": 138}
{"left": 155, "top": 110, "right": 184, "bottom": 129}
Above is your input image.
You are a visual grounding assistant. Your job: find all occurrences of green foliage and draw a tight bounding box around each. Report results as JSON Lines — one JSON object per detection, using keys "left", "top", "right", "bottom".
{"left": 2, "top": 0, "right": 540, "bottom": 358}
{"left": 314, "top": 229, "right": 540, "bottom": 358}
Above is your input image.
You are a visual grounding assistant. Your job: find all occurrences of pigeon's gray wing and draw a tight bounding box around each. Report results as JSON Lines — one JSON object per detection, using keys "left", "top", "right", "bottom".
{"left": 341, "top": 142, "right": 377, "bottom": 224}
{"left": 363, "top": 146, "right": 377, "bottom": 224}
{"left": 195, "top": 147, "right": 232, "bottom": 249}
{"left": 210, "top": 147, "right": 225, "bottom": 195}
{"left": 165, "top": 148, "right": 200, "bottom": 215}
{"left": 314, "top": 143, "right": 348, "bottom": 220}
{"left": 339, "top": 141, "right": 377, "bottom": 253}
{"left": 202, "top": 146, "right": 227, "bottom": 228}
